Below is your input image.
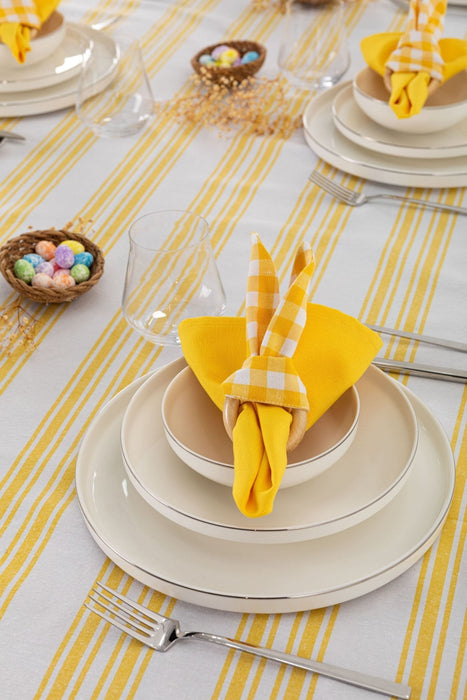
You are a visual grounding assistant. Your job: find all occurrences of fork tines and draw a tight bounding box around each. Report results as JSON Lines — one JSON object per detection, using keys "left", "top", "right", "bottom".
{"left": 85, "top": 582, "right": 160, "bottom": 644}
{"left": 308, "top": 170, "right": 354, "bottom": 203}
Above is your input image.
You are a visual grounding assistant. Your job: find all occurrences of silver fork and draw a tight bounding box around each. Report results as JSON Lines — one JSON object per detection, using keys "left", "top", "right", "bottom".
{"left": 86, "top": 581, "right": 411, "bottom": 699}
{"left": 309, "top": 169, "right": 467, "bottom": 215}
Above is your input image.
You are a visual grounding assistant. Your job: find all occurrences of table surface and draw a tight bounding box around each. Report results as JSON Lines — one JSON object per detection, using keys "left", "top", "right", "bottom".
{"left": 1, "top": 1, "right": 466, "bottom": 699}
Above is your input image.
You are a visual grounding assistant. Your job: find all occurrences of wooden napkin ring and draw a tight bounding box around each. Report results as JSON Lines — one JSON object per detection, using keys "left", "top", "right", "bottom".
{"left": 222, "top": 395, "right": 307, "bottom": 452}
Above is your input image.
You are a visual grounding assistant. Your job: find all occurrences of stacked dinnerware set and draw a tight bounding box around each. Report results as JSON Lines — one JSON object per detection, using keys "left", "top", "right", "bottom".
{"left": 76, "top": 353, "right": 455, "bottom": 614}
{"left": 0, "top": 11, "right": 118, "bottom": 118}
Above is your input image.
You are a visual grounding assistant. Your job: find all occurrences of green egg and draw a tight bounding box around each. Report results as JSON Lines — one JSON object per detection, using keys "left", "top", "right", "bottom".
{"left": 70, "top": 263, "right": 91, "bottom": 283}
{"left": 14, "top": 258, "right": 35, "bottom": 284}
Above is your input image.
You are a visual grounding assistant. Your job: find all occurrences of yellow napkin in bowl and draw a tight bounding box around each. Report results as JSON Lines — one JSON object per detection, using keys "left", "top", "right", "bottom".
{"left": 0, "top": 0, "right": 60, "bottom": 63}
{"left": 178, "top": 236, "right": 382, "bottom": 518}
{"left": 360, "top": 0, "right": 467, "bottom": 118}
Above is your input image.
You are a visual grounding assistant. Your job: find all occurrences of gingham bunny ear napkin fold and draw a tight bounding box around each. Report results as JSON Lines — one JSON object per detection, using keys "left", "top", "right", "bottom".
{"left": 0, "top": 0, "right": 60, "bottom": 63}
{"left": 178, "top": 235, "right": 382, "bottom": 518}
{"left": 360, "top": 0, "right": 467, "bottom": 117}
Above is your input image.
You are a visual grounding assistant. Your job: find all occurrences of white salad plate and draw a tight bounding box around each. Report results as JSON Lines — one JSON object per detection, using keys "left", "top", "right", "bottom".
{"left": 303, "top": 82, "right": 467, "bottom": 188}
{"left": 0, "top": 25, "right": 91, "bottom": 94}
{"left": 75, "top": 358, "right": 455, "bottom": 614}
{"left": 0, "top": 24, "right": 118, "bottom": 117}
{"left": 332, "top": 84, "right": 467, "bottom": 160}
{"left": 120, "top": 362, "right": 418, "bottom": 544}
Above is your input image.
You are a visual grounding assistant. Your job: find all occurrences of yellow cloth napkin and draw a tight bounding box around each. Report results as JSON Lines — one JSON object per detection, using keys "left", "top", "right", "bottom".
{"left": 178, "top": 237, "right": 382, "bottom": 518}
{"left": 361, "top": 0, "right": 467, "bottom": 117}
{"left": 0, "top": 0, "right": 60, "bottom": 63}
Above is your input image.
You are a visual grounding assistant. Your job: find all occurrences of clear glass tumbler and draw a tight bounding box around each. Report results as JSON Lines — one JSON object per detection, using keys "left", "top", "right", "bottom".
{"left": 122, "top": 210, "right": 226, "bottom": 346}
{"left": 278, "top": 0, "right": 350, "bottom": 91}
{"left": 76, "top": 39, "right": 155, "bottom": 137}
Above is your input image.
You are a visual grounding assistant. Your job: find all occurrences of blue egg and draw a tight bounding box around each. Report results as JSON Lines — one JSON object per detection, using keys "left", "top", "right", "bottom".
{"left": 23, "top": 253, "right": 45, "bottom": 268}
{"left": 199, "top": 54, "right": 215, "bottom": 66}
{"left": 241, "top": 51, "right": 259, "bottom": 64}
{"left": 74, "top": 251, "right": 94, "bottom": 268}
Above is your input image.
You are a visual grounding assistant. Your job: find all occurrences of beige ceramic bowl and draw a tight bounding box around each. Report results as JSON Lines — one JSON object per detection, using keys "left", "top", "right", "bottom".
{"left": 0, "top": 11, "right": 65, "bottom": 69}
{"left": 161, "top": 366, "right": 360, "bottom": 488}
{"left": 353, "top": 66, "right": 467, "bottom": 134}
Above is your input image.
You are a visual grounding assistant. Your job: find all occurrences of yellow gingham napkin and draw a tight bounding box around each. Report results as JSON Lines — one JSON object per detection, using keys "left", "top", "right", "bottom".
{"left": 361, "top": 0, "right": 467, "bottom": 117}
{"left": 385, "top": 0, "right": 446, "bottom": 83}
{"left": 0, "top": 0, "right": 60, "bottom": 63}
{"left": 222, "top": 234, "right": 314, "bottom": 412}
{"left": 179, "top": 237, "right": 382, "bottom": 517}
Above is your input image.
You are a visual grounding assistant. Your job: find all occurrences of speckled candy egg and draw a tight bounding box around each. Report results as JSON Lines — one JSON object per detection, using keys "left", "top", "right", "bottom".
{"left": 241, "top": 50, "right": 259, "bottom": 64}
{"left": 199, "top": 53, "right": 215, "bottom": 66}
{"left": 23, "top": 253, "right": 44, "bottom": 268}
{"left": 62, "top": 239, "right": 85, "bottom": 255}
{"left": 35, "top": 240, "right": 56, "bottom": 261}
{"left": 35, "top": 261, "right": 54, "bottom": 277}
{"left": 211, "top": 44, "right": 230, "bottom": 60}
{"left": 219, "top": 48, "right": 240, "bottom": 65}
{"left": 14, "top": 258, "right": 35, "bottom": 283}
{"left": 31, "top": 272, "right": 54, "bottom": 289}
{"left": 52, "top": 270, "right": 76, "bottom": 289}
{"left": 70, "top": 263, "right": 90, "bottom": 283}
{"left": 74, "top": 251, "right": 93, "bottom": 268}
{"left": 54, "top": 244, "right": 75, "bottom": 269}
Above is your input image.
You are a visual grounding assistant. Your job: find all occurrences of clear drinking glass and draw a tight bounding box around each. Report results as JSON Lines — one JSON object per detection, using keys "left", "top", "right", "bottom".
{"left": 278, "top": 0, "right": 350, "bottom": 91}
{"left": 122, "top": 210, "right": 226, "bottom": 346}
{"left": 76, "top": 39, "right": 155, "bottom": 137}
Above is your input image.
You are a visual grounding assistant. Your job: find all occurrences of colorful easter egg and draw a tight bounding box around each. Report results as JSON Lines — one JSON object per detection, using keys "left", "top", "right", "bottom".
{"left": 74, "top": 251, "right": 93, "bottom": 268}
{"left": 14, "top": 259, "right": 35, "bottom": 283}
{"left": 220, "top": 48, "right": 239, "bottom": 64}
{"left": 32, "top": 272, "right": 54, "bottom": 289}
{"left": 54, "top": 244, "right": 75, "bottom": 269}
{"left": 199, "top": 54, "right": 215, "bottom": 65}
{"left": 35, "top": 261, "right": 54, "bottom": 277}
{"left": 70, "top": 263, "right": 90, "bottom": 283}
{"left": 23, "top": 253, "right": 44, "bottom": 268}
{"left": 211, "top": 44, "right": 230, "bottom": 60}
{"left": 35, "top": 240, "right": 56, "bottom": 260}
{"left": 62, "top": 239, "right": 85, "bottom": 255}
{"left": 241, "top": 51, "right": 259, "bottom": 64}
{"left": 52, "top": 270, "right": 76, "bottom": 289}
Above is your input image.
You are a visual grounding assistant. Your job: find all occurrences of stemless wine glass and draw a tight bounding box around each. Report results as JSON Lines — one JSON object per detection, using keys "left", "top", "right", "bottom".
{"left": 122, "top": 210, "right": 226, "bottom": 346}
{"left": 278, "top": 0, "right": 350, "bottom": 91}
{"left": 76, "top": 39, "right": 155, "bottom": 137}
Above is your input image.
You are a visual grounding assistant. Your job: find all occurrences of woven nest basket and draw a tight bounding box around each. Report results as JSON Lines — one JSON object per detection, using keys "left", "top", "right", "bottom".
{"left": 191, "top": 40, "right": 266, "bottom": 85}
{"left": 0, "top": 229, "right": 104, "bottom": 303}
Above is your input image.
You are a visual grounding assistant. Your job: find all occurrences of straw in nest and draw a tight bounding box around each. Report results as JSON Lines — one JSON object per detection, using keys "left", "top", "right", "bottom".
{"left": 191, "top": 40, "right": 266, "bottom": 85}
{"left": 0, "top": 229, "right": 104, "bottom": 303}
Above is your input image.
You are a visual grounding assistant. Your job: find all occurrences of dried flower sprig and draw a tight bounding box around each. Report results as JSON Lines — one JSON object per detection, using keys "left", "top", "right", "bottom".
{"left": 0, "top": 297, "right": 38, "bottom": 356}
{"left": 252, "top": 0, "right": 288, "bottom": 12}
{"left": 156, "top": 72, "right": 301, "bottom": 138}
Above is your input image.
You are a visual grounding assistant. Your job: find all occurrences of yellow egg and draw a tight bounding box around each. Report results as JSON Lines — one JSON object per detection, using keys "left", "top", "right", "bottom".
{"left": 62, "top": 239, "right": 85, "bottom": 254}
{"left": 220, "top": 48, "right": 240, "bottom": 64}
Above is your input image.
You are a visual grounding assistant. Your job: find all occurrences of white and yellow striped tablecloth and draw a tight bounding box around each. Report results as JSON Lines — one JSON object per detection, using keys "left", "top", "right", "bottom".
{"left": 0, "top": 1, "right": 466, "bottom": 698}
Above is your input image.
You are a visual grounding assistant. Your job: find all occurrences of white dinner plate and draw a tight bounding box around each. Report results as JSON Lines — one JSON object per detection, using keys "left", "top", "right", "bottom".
{"left": 120, "top": 362, "right": 418, "bottom": 544}
{"left": 303, "top": 82, "right": 467, "bottom": 187}
{"left": 0, "top": 24, "right": 118, "bottom": 117}
{"left": 0, "top": 25, "right": 91, "bottom": 94}
{"left": 332, "top": 84, "right": 467, "bottom": 160}
{"left": 75, "top": 358, "right": 455, "bottom": 614}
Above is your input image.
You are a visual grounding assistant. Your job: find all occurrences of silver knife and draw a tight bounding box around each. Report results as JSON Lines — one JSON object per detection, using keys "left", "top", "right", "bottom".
{"left": 374, "top": 357, "right": 467, "bottom": 382}
{"left": 0, "top": 129, "right": 25, "bottom": 141}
